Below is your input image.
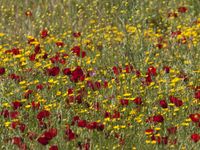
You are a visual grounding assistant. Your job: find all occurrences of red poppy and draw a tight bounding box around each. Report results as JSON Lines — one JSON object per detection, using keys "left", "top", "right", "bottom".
{"left": 71, "top": 46, "right": 86, "bottom": 58}
{"left": 9, "top": 73, "right": 21, "bottom": 82}
{"left": 86, "top": 122, "right": 97, "bottom": 130}
{"left": 112, "top": 66, "right": 121, "bottom": 75}
{"left": 169, "top": 96, "right": 183, "bottom": 107}
{"left": 49, "top": 145, "right": 58, "bottom": 150}
{"left": 120, "top": 99, "right": 129, "bottom": 106}
{"left": 29, "top": 53, "right": 36, "bottom": 61}
{"left": 1, "top": 109, "right": 9, "bottom": 118}
{"left": 125, "top": 65, "right": 134, "bottom": 73}
{"left": 153, "top": 115, "right": 164, "bottom": 123}
{"left": 145, "top": 74, "right": 152, "bottom": 85}
{"left": 195, "top": 90, "right": 200, "bottom": 99}
{"left": 11, "top": 121, "right": 19, "bottom": 129}
{"left": 36, "top": 84, "right": 44, "bottom": 90}
{"left": 104, "top": 81, "right": 108, "bottom": 88}
{"left": 148, "top": 66, "right": 157, "bottom": 76}
{"left": 37, "top": 136, "right": 49, "bottom": 145}
{"left": 12, "top": 137, "right": 22, "bottom": 146}
{"left": 133, "top": 97, "right": 142, "bottom": 105}
{"left": 77, "top": 120, "right": 87, "bottom": 127}
{"left": 10, "top": 111, "right": 19, "bottom": 119}
{"left": 70, "top": 66, "right": 85, "bottom": 82}
{"left": 12, "top": 101, "right": 22, "bottom": 110}
{"left": 112, "top": 111, "right": 120, "bottom": 119}
{"left": 159, "top": 100, "right": 168, "bottom": 108}
{"left": 41, "top": 29, "right": 48, "bottom": 38}
{"left": 189, "top": 113, "right": 200, "bottom": 123}
{"left": 63, "top": 68, "right": 71, "bottom": 75}
{"left": 104, "top": 112, "right": 111, "bottom": 118}
{"left": 191, "top": 133, "right": 200, "bottom": 143}
{"left": 43, "top": 128, "right": 57, "bottom": 140}
{"left": 37, "top": 110, "right": 50, "bottom": 121}
{"left": 19, "top": 123, "right": 26, "bottom": 132}
{"left": 50, "top": 55, "right": 60, "bottom": 63}
{"left": 56, "top": 41, "right": 64, "bottom": 47}
{"left": 0, "top": 67, "right": 5, "bottom": 75}
{"left": 178, "top": 7, "right": 187, "bottom": 13}
{"left": 47, "top": 67, "right": 60, "bottom": 76}
{"left": 65, "top": 128, "right": 76, "bottom": 141}
{"left": 12, "top": 48, "right": 20, "bottom": 55}
{"left": 73, "top": 32, "right": 81, "bottom": 38}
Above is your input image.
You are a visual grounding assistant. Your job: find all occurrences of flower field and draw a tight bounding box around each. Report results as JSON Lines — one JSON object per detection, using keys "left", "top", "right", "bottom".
{"left": 0, "top": 0, "right": 200, "bottom": 149}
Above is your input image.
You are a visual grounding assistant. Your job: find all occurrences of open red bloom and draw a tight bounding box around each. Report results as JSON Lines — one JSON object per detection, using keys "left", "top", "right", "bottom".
{"left": 195, "top": 90, "right": 200, "bottom": 99}
{"left": 63, "top": 68, "right": 71, "bottom": 75}
{"left": 70, "top": 66, "right": 85, "bottom": 82}
{"left": 71, "top": 46, "right": 86, "bottom": 58}
{"left": 12, "top": 137, "right": 22, "bottom": 146}
{"left": 178, "top": 7, "right": 187, "bottom": 13}
{"left": 47, "top": 67, "right": 60, "bottom": 76}
{"left": 153, "top": 115, "right": 164, "bottom": 123}
{"left": 112, "top": 66, "right": 122, "bottom": 75}
{"left": 41, "top": 29, "right": 48, "bottom": 38}
{"left": 9, "top": 73, "right": 21, "bottom": 82}
{"left": 29, "top": 53, "right": 36, "bottom": 61}
{"left": 49, "top": 145, "right": 58, "bottom": 150}
{"left": 37, "top": 136, "right": 49, "bottom": 145}
{"left": 148, "top": 66, "right": 157, "bottom": 76}
{"left": 36, "top": 84, "right": 44, "bottom": 90}
{"left": 37, "top": 110, "right": 50, "bottom": 121}
{"left": 73, "top": 32, "right": 81, "bottom": 38}
{"left": 159, "top": 100, "right": 168, "bottom": 108}
{"left": 86, "top": 122, "right": 97, "bottom": 130}
{"left": 65, "top": 128, "right": 76, "bottom": 141}
{"left": 10, "top": 111, "right": 19, "bottom": 119}
{"left": 191, "top": 133, "right": 200, "bottom": 143}
{"left": 169, "top": 96, "right": 183, "bottom": 107}
{"left": 12, "top": 101, "right": 22, "bottom": 110}
{"left": 56, "top": 41, "right": 64, "bottom": 47}
{"left": 0, "top": 67, "right": 5, "bottom": 75}
{"left": 133, "top": 97, "right": 142, "bottom": 105}
{"left": 189, "top": 113, "right": 200, "bottom": 123}
{"left": 120, "top": 99, "right": 129, "bottom": 106}
{"left": 44, "top": 128, "right": 57, "bottom": 140}
{"left": 77, "top": 120, "right": 87, "bottom": 127}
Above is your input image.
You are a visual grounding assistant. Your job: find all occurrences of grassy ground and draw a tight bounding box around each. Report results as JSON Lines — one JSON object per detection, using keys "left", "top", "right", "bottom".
{"left": 0, "top": 0, "right": 200, "bottom": 149}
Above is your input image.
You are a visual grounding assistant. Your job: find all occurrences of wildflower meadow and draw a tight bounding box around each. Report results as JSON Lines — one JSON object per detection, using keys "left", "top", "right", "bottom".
{"left": 0, "top": 0, "right": 200, "bottom": 149}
